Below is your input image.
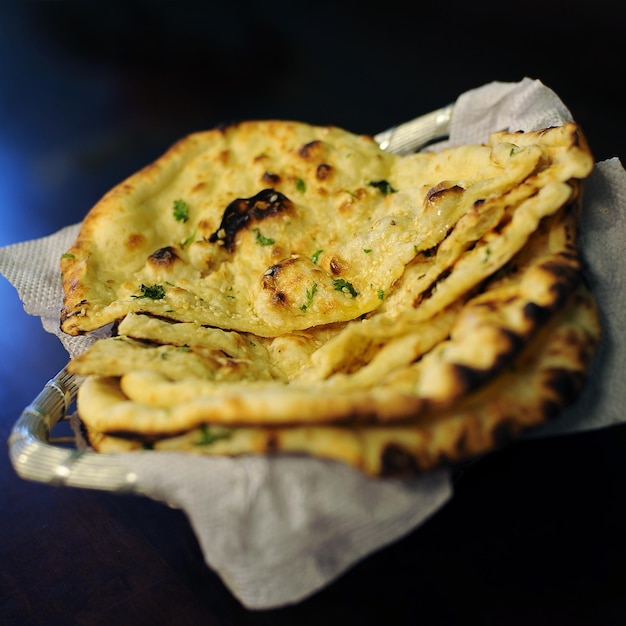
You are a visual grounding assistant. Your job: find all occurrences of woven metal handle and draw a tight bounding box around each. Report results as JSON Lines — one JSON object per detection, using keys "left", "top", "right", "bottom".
{"left": 374, "top": 104, "right": 453, "bottom": 154}
{"left": 8, "top": 368, "right": 141, "bottom": 492}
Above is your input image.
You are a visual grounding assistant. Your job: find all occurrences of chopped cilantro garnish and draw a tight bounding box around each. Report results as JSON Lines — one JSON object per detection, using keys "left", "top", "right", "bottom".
{"left": 333, "top": 278, "right": 357, "bottom": 297}
{"left": 180, "top": 229, "right": 197, "bottom": 248}
{"left": 132, "top": 283, "right": 165, "bottom": 300}
{"left": 311, "top": 249, "right": 323, "bottom": 264}
{"left": 252, "top": 227, "right": 275, "bottom": 246}
{"left": 173, "top": 199, "right": 190, "bottom": 222}
{"left": 368, "top": 180, "right": 397, "bottom": 195}
{"left": 300, "top": 282, "right": 318, "bottom": 311}
{"left": 296, "top": 178, "right": 306, "bottom": 192}
{"left": 61, "top": 253, "right": 75, "bottom": 259}
{"left": 195, "top": 424, "right": 232, "bottom": 446}
{"left": 363, "top": 248, "right": 372, "bottom": 254}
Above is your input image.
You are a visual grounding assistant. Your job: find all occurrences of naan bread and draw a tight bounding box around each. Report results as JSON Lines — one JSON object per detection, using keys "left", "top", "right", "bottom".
{"left": 60, "top": 121, "right": 592, "bottom": 338}
{"left": 62, "top": 118, "right": 599, "bottom": 475}
{"left": 77, "top": 284, "right": 600, "bottom": 477}
{"left": 68, "top": 201, "right": 585, "bottom": 427}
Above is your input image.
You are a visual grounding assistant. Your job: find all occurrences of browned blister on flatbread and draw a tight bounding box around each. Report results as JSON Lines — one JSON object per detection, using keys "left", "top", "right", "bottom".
{"left": 63, "top": 119, "right": 599, "bottom": 476}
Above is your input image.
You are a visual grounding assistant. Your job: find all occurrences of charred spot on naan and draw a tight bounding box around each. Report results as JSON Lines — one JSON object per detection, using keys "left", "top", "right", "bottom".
{"left": 380, "top": 444, "right": 422, "bottom": 477}
{"left": 208, "top": 188, "right": 294, "bottom": 252}
{"left": 147, "top": 246, "right": 181, "bottom": 268}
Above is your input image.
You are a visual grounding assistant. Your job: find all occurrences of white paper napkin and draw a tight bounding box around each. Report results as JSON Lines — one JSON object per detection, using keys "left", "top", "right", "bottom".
{"left": 1, "top": 77, "right": 625, "bottom": 609}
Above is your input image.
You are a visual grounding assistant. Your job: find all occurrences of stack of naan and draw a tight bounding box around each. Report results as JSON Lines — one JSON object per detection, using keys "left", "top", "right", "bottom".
{"left": 60, "top": 120, "right": 600, "bottom": 477}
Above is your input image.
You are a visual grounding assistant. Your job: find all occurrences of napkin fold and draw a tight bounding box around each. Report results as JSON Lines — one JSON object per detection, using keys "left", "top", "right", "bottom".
{"left": 1, "top": 77, "right": 625, "bottom": 610}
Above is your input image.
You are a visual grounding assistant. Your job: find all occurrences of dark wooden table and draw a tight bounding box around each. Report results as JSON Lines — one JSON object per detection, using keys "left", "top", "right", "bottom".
{"left": 2, "top": 2, "right": 625, "bottom": 624}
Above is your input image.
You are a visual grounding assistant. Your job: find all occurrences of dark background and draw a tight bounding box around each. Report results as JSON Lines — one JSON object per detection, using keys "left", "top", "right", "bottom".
{"left": 1, "top": 2, "right": 624, "bottom": 624}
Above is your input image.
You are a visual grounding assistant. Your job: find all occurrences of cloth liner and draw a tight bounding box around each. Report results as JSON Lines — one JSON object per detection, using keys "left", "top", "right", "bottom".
{"left": 1, "top": 77, "right": 625, "bottom": 610}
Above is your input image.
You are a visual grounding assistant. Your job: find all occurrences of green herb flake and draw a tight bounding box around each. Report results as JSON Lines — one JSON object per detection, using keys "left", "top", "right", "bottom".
{"left": 61, "top": 252, "right": 75, "bottom": 260}
{"left": 368, "top": 180, "right": 397, "bottom": 195}
{"left": 377, "top": 288, "right": 385, "bottom": 300}
{"left": 296, "top": 178, "right": 306, "bottom": 193}
{"left": 363, "top": 248, "right": 372, "bottom": 254}
{"left": 311, "top": 249, "right": 323, "bottom": 264}
{"left": 333, "top": 278, "right": 357, "bottom": 297}
{"left": 252, "top": 227, "right": 275, "bottom": 246}
{"left": 173, "top": 199, "right": 190, "bottom": 222}
{"left": 180, "top": 229, "right": 197, "bottom": 248}
{"left": 300, "top": 282, "right": 318, "bottom": 311}
{"left": 195, "top": 424, "right": 233, "bottom": 446}
{"left": 132, "top": 283, "right": 166, "bottom": 300}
